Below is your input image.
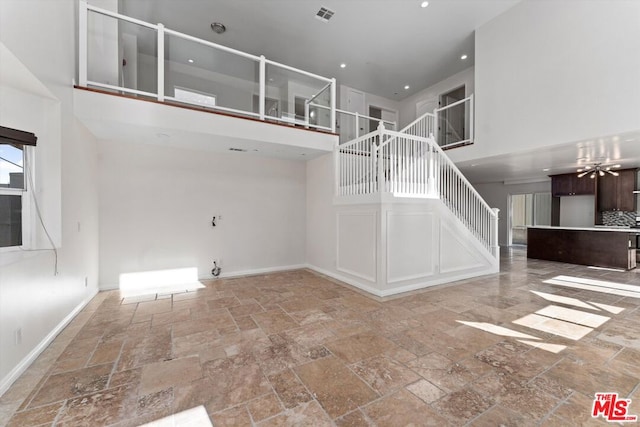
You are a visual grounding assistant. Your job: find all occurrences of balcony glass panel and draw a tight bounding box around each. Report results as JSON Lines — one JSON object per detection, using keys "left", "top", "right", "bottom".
{"left": 265, "top": 64, "right": 331, "bottom": 130}
{"left": 164, "top": 34, "right": 259, "bottom": 116}
{"left": 87, "top": 10, "right": 158, "bottom": 98}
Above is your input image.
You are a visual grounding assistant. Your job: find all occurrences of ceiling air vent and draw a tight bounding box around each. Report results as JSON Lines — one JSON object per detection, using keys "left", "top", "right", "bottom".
{"left": 315, "top": 7, "right": 335, "bottom": 23}
{"left": 228, "top": 147, "right": 247, "bottom": 152}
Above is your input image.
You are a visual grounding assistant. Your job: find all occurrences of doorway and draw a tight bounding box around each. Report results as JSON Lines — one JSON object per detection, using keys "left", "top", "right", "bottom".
{"left": 509, "top": 192, "right": 552, "bottom": 245}
{"left": 341, "top": 88, "right": 365, "bottom": 143}
{"left": 438, "top": 85, "right": 466, "bottom": 147}
{"left": 368, "top": 106, "right": 397, "bottom": 133}
{"left": 252, "top": 95, "right": 279, "bottom": 118}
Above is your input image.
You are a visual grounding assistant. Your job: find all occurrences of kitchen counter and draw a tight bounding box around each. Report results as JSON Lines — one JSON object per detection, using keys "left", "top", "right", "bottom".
{"left": 529, "top": 225, "right": 640, "bottom": 234}
{"left": 527, "top": 226, "right": 637, "bottom": 270}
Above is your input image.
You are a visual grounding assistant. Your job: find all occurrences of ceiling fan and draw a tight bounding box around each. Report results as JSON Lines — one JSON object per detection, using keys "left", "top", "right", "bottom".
{"left": 577, "top": 163, "right": 621, "bottom": 179}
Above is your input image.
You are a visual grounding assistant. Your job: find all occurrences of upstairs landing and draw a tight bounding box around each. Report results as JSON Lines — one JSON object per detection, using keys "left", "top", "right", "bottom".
{"left": 73, "top": 87, "right": 337, "bottom": 159}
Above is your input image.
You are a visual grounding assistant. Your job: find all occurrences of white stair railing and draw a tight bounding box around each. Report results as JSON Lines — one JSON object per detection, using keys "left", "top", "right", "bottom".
{"left": 399, "top": 111, "right": 436, "bottom": 138}
{"left": 336, "top": 124, "right": 499, "bottom": 257}
{"left": 336, "top": 130, "right": 380, "bottom": 196}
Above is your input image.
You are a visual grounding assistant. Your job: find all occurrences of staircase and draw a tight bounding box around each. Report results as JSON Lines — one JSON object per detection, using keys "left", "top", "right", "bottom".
{"left": 336, "top": 111, "right": 500, "bottom": 260}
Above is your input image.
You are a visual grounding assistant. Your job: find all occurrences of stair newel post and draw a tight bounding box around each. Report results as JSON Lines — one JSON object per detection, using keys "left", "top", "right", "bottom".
{"left": 428, "top": 133, "right": 436, "bottom": 197}
{"left": 355, "top": 112, "right": 360, "bottom": 139}
{"left": 491, "top": 208, "right": 500, "bottom": 258}
{"left": 377, "top": 121, "right": 386, "bottom": 194}
{"left": 370, "top": 142, "right": 377, "bottom": 193}
{"left": 334, "top": 144, "right": 340, "bottom": 197}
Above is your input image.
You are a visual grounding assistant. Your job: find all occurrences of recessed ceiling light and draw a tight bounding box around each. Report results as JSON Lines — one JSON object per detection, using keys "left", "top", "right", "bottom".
{"left": 188, "top": 59, "right": 194, "bottom": 63}
{"left": 421, "top": 1, "right": 429, "bottom": 8}
{"left": 542, "top": 168, "right": 550, "bottom": 171}
{"left": 404, "top": 85, "right": 410, "bottom": 90}
{"left": 340, "top": 63, "right": 346, "bottom": 68}
{"left": 461, "top": 54, "right": 468, "bottom": 60}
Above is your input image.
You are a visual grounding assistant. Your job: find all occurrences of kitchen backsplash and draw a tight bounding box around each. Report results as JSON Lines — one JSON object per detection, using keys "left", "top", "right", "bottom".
{"left": 601, "top": 211, "right": 637, "bottom": 227}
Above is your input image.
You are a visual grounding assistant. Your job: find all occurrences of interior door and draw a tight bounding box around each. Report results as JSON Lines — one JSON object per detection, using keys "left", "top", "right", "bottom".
{"left": 438, "top": 86, "right": 465, "bottom": 146}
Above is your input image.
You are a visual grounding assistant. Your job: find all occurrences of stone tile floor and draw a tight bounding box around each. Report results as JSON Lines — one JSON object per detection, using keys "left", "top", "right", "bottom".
{"left": 2, "top": 248, "right": 640, "bottom": 426}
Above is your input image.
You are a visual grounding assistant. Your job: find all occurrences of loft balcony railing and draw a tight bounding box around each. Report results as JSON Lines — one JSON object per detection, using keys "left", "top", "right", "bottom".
{"left": 401, "top": 95, "right": 474, "bottom": 150}
{"left": 78, "top": 1, "right": 336, "bottom": 133}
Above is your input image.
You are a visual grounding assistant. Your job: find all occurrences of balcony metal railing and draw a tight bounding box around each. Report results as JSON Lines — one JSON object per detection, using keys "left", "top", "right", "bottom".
{"left": 78, "top": 1, "right": 336, "bottom": 133}
{"left": 434, "top": 94, "right": 474, "bottom": 148}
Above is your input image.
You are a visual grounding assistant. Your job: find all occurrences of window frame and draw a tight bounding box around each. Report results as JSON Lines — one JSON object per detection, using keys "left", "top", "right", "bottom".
{"left": 0, "top": 126, "right": 37, "bottom": 251}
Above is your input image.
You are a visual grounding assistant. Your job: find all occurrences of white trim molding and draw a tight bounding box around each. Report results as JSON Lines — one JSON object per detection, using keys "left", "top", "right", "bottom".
{"left": 0, "top": 289, "right": 99, "bottom": 396}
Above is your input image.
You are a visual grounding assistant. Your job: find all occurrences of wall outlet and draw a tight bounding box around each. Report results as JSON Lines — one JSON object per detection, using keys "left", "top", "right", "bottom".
{"left": 14, "top": 328, "right": 22, "bottom": 346}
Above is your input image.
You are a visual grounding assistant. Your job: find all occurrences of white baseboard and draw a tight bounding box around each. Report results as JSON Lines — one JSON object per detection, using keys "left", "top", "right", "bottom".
{"left": 215, "top": 264, "right": 308, "bottom": 279}
{"left": 306, "top": 263, "right": 498, "bottom": 298}
{"left": 98, "top": 264, "right": 310, "bottom": 291}
{"left": 0, "top": 289, "right": 99, "bottom": 397}
{"left": 375, "top": 266, "right": 498, "bottom": 297}
{"left": 305, "top": 264, "right": 385, "bottom": 297}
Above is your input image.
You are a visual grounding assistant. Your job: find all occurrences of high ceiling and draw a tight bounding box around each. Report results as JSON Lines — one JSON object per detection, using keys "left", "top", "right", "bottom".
{"left": 456, "top": 131, "right": 640, "bottom": 184}
{"left": 120, "top": 0, "right": 520, "bottom": 100}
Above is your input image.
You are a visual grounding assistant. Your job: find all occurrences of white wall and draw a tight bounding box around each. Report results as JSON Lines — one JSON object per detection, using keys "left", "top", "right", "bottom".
{"left": 0, "top": 0, "right": 100, "bottom": 393}
{"left": 450, "top": 0, "right": 640, "bottom": 164}
{"left": 475, "top": 180, "right": 552, "bottom": 246}
{"left": 398, "top": 67, "right": 474, "bottom": 128}
{"left": 306, "top": 154, "right": 336, "bottom": 273}
{"left": 98, "top": 140, "right": 307, "bottom": 287}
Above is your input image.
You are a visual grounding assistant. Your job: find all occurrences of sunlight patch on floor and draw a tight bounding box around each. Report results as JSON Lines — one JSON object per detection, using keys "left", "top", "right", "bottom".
{"left": 589, "top": 302, "right": 625, "bottom": 314}
{"left": 456, "top": 321, "right": 540, "bottom": 340}
{"left": 513, "top": 313, "right": 593, "bottom": 340}
{"left": 517, "top": 339, "right": 566, "bottom": 353}
{"left": 139, "top": 405, "right": 212, "bottom": 427}
{"left": 534, "top": 305, "right": 610, "bottom": 328}
{"left": 544, "top": 275, "right": 640, "bottom": 299}
{"left": 119, "top": 267, "right": 205, "bottom": 298}
{"left": 530, "top": 290, "right": 600, "bottom": 311}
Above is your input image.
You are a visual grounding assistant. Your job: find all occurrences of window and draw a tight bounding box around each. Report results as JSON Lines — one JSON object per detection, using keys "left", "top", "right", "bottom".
{"left": 0, "top": 126, "right": 37, "bottom": 248}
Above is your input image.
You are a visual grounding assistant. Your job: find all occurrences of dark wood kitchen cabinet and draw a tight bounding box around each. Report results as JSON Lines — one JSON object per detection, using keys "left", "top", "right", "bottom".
{"left": 597, "top": 168, "right": 637, "bottom": 212}
{"left": 551, "top": 173, "right": 595, "bottom": 196}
